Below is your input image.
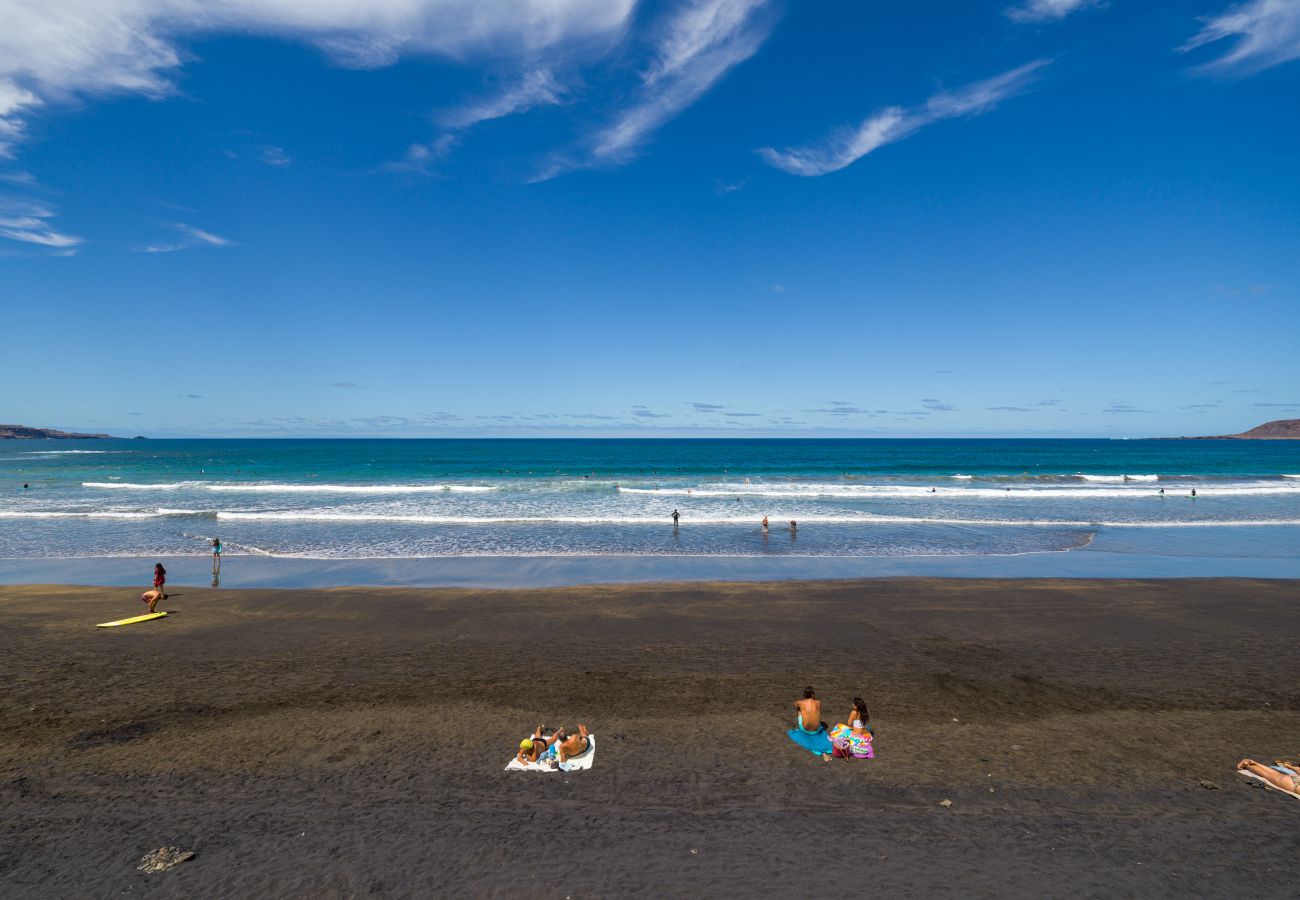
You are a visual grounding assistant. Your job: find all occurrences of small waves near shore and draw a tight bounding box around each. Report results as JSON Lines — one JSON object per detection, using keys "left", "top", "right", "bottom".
{"left": 3, "top": 437, "right": 1298, "bottom": 562}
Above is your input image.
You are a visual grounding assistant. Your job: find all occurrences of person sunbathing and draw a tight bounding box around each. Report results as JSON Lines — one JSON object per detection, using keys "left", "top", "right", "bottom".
{"left": 516, "top": 726, "right": 555, "bottom": 765}
{"left": 829, "top": 697, "right": 874, "bottom": 759}
{"left": 1238, "top": 758, "right": 1300, "bottom": 793}
{"left": 555, "top": 723, "right": 591, "bottom": 763}
{"left": 788, "top": 687, "right": 833, "bottom": 760}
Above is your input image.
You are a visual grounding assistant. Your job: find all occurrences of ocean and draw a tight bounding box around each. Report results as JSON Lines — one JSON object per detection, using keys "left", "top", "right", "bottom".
{"left": 2, "top": 439, "right": 1298, "bottom": 574}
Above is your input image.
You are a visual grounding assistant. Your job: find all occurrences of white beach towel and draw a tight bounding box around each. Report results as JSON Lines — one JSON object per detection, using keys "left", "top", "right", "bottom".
{"left": 505, "top": 735, "right": 595, "bottom": 772}
{"left": 1238, "top": 766, "right": 1300, "bottom": 801}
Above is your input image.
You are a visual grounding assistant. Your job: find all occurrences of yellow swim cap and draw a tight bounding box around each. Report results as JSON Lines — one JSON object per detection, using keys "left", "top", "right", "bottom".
{"left": 519, "top": 738, "right": 534, "bottom": 750}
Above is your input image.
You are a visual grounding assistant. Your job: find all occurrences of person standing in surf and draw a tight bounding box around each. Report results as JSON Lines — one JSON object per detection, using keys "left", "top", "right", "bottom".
{"left": 211, "top": 538, "right": 222, "bottom": 576}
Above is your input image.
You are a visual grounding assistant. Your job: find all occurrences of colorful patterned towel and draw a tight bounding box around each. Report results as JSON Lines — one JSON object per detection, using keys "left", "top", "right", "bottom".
{"left": 829, "top": 723, "right": 875, "bottom": 759}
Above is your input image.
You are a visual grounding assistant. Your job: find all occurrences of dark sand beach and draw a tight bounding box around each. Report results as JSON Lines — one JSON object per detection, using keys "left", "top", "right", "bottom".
{"left": 2, "top": 578, "right": 1297, "bottom": 898}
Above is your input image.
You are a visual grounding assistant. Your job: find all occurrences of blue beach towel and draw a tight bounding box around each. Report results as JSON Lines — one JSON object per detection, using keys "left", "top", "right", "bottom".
{"left": 787, "top": 726, "right": 833, "bottom": 756}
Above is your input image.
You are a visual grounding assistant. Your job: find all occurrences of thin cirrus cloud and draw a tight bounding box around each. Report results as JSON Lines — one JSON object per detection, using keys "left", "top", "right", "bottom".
{"left": 759, "top": 60, "right": 1049, "bottom": 177}
{"left": 260, "top": 145, "right": 291, "bottom": 167}
{"left": 388, "top": 68, "right": 568, "bottom": 173}
{"left": 0, "top": 198, "right": 82, "bottom": 250}
{"left": 1005, "top": 0, "right": 1098, "bottom": 24}
{"left": 538, "top": 0, "right": 775, "bottom": 178}
{"left": 0, "top": 1, "right": 638, "bottom": 157}
{"left": 138, "top": 223, "right": 231, "bottom": 253}
{"left": 1181, "top": 0, "right": 1300, "bottom": 75}
{"left": 440, "top": 68, "right": 568, "bottom": 131}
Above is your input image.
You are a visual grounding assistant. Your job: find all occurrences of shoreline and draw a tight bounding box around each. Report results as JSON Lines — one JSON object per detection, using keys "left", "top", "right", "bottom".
{"left": 2, "top": 578, "right": 1297, "bottom": 897}
{"left": 2, "top": 538, "right": 1300, "bottom": 589}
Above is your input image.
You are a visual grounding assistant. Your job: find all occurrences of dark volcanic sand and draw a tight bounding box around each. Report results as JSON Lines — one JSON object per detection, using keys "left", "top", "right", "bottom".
{"left": 1, "top": 579, "right": 1297, "bottom": 898}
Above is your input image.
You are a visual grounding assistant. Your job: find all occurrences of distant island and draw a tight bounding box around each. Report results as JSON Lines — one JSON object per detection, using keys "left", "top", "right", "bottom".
{"left": 1168, "top": 418, "right": 1300, "bottom": 440}
{"left": 0, "top": 424, "right": 117, "bottom": 440}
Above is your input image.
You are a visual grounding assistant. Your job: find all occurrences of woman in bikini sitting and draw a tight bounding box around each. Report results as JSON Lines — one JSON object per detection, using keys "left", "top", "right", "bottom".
{"left": 829, "top": 697, "right": 874, "bottom": 759}
{"left": 1238, "top": 758, "right": 1300, "bottom": 793}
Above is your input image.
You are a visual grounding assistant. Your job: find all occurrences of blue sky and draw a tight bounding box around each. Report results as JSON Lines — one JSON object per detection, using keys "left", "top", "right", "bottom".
{"left": 1, "top": 0, "right": 1297, "bottom": 438}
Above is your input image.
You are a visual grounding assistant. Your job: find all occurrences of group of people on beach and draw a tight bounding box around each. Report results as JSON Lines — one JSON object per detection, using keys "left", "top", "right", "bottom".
{"left": 514, "top": 723, "right": 592, "bottom": 767}
{"left": 789, "top": 687, "right": 874, "bottom": 761}
{"left": 511, "top": 688, "right": 873, "bottom": 770}
{"left": 136, "top": 538, "right": 222, "bottom": 612}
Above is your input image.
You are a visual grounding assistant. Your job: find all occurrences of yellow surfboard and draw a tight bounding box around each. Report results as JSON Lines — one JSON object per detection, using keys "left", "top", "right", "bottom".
{"left": 97, "top": 611, "right": 169, "bottom": 628}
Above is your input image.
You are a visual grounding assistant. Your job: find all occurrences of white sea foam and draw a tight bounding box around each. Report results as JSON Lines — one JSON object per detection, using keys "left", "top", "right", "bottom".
{"left": 0, "top": 510, "right": 162, "bottom": 519}
{"left": 205, "top": 482, "right": 496, "bottom": 494}
{"left": 83, "top": 481, "right": 196, "bottom": 490}
{"left": 617, "top": 481, "right": 1300, "bottom": 500}
{"left": 23, "top": 450, "right": 116, "bottom": 455}
{"left": 83, "top": 481, "right": 496, "bottom": 494}
{"left": 79, "top": 481, "right": 496, "bottom": 496}
{"left": 216, "top": 511, "right": 883, "bottom": 525}
{"left": 1078, "top": 474, "right": 1159, "bottom": 483}
{"left": 209, "top": 510, "right": 1300, "bottom": 528}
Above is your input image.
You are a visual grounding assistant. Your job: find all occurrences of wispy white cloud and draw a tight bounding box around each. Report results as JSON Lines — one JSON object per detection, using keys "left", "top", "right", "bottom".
{"left": 381, "top": 134, "right": 459, "bottom": 175}
{"left": 539, "top": 0, "right": 774, "bottom": 179}
{"left": 138, "top": 222, "right": 231, "bottom": 252}
{"left": 0, "top": 1, "right": 637, "bottom": 156}
{"left": 0, "top": 80, "right": 39, "bottom": 157}
{"left": 1005, "top": 0, "right": 1098, "bottom": 23}
{"left": 759, "top": 60, "right": 1049, "bottom": 177}
{"left": 260, "top": 145, "right": 291, "bottom": 166}
{"left": 441, "top": 68, "right": 567, "bottom": 130}
{"left": 386, "top": 68, "right": 566, "bottom": 170}
{"left": 596, "top": 0, "right": 773, "bottom": 162}
{"left": 176, "top": 223, "right": 229, "bottom": 246}
{"left": 1181, "top": 0, "right": 1300, "bottom": 74}
{"left": 0, "top": 198, "right": 82, "bottom": 250}
{"left": 0, "top": 169, "right": 37, "bottom": 185}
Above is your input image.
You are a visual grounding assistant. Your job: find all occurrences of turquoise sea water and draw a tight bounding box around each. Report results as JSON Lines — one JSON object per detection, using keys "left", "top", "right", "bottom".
{"left": 2, "top": 439, "right": 1298, "bottom": 567}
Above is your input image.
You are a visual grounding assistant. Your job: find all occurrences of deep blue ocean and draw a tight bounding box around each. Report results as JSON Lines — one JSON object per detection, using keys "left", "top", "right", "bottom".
{"left": 2, "top": 438, "right": 1298, "bottom": 564}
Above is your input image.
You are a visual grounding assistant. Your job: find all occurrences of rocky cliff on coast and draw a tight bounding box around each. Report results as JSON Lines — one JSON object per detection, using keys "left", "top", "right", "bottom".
{"left": 1172, "top": 419, "right": 1300, "bottom": 439}
{"left": 0, "top": 424, "right": 116, "bottom": 440}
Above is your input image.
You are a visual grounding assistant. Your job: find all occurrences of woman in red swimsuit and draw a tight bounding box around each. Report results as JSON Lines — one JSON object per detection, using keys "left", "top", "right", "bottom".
{"left": 142, "top": 563, "right": 166, "bottom": 613}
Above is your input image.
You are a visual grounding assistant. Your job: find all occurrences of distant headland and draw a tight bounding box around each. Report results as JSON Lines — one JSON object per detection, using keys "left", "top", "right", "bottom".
{"left": 1165, "top": 419, "right": 1300, "bottom": 440}
{"left": 0, "top": 424, "right": 118, "bottom": 440}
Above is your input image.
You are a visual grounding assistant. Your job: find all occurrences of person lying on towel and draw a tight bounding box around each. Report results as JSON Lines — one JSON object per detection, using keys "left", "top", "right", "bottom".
{"left": 555, "top": 723, "right": 592, "bottom": 763}
{"left": 787, "top": 687, "right": 833, "bottom": 759}
{"left": 516, "top": 725, "right": 561, "bottom": 766}
{"left": 1238, "top": 758, "right": 1300, "bottom": 793}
